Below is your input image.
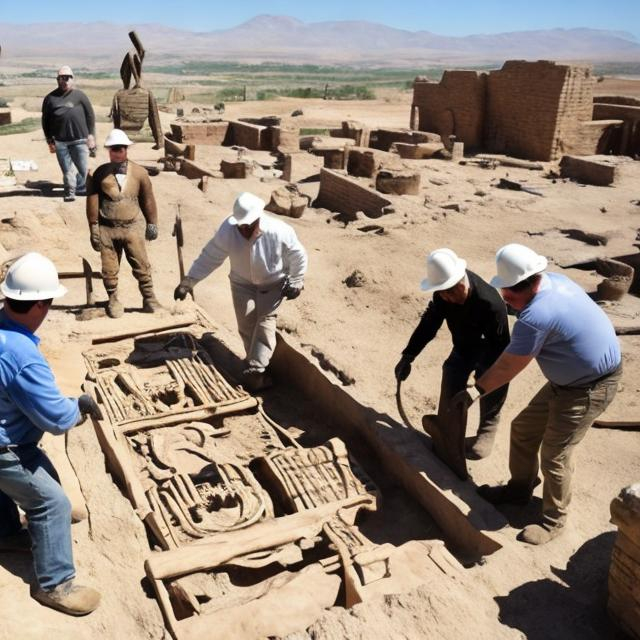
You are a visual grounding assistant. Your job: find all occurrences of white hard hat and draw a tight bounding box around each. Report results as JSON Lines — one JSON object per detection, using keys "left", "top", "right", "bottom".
{"left": 490, "top": 243, "right": 548, "bottom": 289}
{"left": 104, "top": 129, "right": 133, "bottom": 147}
{"left": 420, "top": 248, "right": 467, "bottom": 292}
{"left": 0, "top": 252, "right": 67, "bottom": 301}
{"left": 57, "top": 65, "right": 74, "bottom": 77}
{"left": 228, "top": 192, "right": 265, "bottom": 226}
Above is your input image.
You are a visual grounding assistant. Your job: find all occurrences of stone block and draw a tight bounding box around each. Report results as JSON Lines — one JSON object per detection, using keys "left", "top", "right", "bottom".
{"left": 375, "top": 170, "right": 421, "bottom": 195}
{"left": 391, "top": 142, "right": 444, "bottom": 159}
{"left": 559, "top": 155, "right": 616, "bottom": 186}
{"left": 608, "top": 484, "right": 640, "bottom": 639}
{"left": 0, "top": 109, "right": 11, "bottom": 126}
{"left": 177, "top": 159, "right": 218, "bottom": 180}
{"left": 220, "top": 160, "right": 247, "bottom": 179}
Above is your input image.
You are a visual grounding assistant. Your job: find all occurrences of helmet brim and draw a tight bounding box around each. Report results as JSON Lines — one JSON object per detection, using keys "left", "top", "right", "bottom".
{"left": 228, "top": 209, "right": 262, "bottom": 226}
{"left": 490, "top": 256, "right": 548, "bottom": 289}
{"left": 420, "top": 259, "right": 467, "bottom": 292}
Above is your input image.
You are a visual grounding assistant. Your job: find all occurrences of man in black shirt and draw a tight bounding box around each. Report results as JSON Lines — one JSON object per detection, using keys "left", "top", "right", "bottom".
{"left": 395, "top": 248, "right": 510, "bottom": 459}
{"left": 42, "top": 66, "right": 96, "bottom": 202}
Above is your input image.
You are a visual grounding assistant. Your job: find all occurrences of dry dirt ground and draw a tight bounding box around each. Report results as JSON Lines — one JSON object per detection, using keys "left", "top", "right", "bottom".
{"left": 0, "top": 78, "right": 639, "bottom": 640}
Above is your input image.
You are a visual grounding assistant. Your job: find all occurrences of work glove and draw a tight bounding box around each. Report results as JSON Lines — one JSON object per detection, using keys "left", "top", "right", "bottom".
{"left": 87, "top": 134, "right": 97, "bottom": 157}
{"left": 145, "top": 223, "right": 158, "bottom": 241}
{"left": 451, "top": 384, "right": 484, "bottom": 413}
{"left": 78, "top": 394, "right": 102, "bottom": 421}
{"left": 89, "top": 223, "right": 101, "bottom": 252}
{"left": 394, "top": 355, "right": 413, "bottom": 382}
{"left": 283, "top": 283, "right": 302, "bottom": 300}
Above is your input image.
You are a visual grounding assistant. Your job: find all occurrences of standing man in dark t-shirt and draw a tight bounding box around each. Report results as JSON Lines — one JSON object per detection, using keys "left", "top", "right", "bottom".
{"left": 42, "top": 66, "right": 96, "bottom": 202}
{"left": 395, "top": 248, "right": 510, "bottom": 459}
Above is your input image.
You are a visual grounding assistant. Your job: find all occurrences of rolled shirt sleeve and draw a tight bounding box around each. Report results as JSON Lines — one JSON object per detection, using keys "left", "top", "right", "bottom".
{"left": 8, "top": 363, "right": 80, "bottom": 435}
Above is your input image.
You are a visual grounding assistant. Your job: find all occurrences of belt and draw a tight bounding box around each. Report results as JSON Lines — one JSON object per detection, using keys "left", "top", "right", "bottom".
{"left": 555, "top": 362, "right": 622, "bottom": 390}
{"left": 98, "top": 215, "right": 138, "bottom": 228}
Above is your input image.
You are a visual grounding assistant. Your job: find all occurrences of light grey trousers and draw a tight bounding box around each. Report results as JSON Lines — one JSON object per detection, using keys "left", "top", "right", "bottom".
{"left": 230, "top": 280, "right": 284, "bottom": 372}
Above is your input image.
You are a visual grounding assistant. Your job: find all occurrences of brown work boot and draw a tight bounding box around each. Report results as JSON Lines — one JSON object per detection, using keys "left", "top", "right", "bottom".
{"left": 142, "top": 295, "right": 161, "bottom": 313}
{"left": 33, "top": 579, "right": 101, "bottom": 616}
{"left": 477, "top": 478, "right": 541, "bottom": 506}
{"left": 519, "top": 523, "right": 565, "bottom": 545}
{"left": 0, "top": 529, "right": 32, "bottom": 553}
{"left": 106, "top": 293, "right": 124, "bottom": 319}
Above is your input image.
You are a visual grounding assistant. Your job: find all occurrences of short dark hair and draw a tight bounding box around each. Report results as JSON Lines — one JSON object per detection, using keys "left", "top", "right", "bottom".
{"left": 4, "top": 297, "right": 53, "bottom": 314}
{"left": 505, "top": 273, "right": 541, "bottom": 292}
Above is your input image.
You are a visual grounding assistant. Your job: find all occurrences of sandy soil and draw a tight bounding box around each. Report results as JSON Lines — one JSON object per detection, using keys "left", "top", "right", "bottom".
{"left": 0, "top": 84, "right": 639, "bottom": 639}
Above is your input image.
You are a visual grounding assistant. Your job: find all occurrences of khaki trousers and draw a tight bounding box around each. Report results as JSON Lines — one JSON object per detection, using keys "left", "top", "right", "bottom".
{"left": 509, "top": 365, "right": 621, "bottom": 526}
{"left": 99, "top": 221, "right": 154, "bottom": 298}
{"left": 230, "top": 280, "right": 283, "bottom": 372}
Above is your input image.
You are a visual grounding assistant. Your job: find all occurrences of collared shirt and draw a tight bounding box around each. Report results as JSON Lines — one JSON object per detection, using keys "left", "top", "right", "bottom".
{"left": 187, "top": 213, "right": 308, "bottom": 288}
{"left": 0, "top": 310, "right": 79, "bottom": 446}
{"left": 403, "top": 270, "right": 510, "bottom": 361}
{"left": 506, "top": 272, "right": 621, "bottom": 386}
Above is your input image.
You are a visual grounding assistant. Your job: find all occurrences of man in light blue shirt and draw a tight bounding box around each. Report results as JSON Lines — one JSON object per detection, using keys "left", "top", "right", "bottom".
{"left": 454, "top": 244, "right": 621, "bottom": 545}
{"left": 0, "top": 252, "right": 101, "bottom": 615}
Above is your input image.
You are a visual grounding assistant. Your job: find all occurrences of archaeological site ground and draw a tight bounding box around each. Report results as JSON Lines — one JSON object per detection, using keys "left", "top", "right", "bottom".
{"left": 0, "top": 26, "right": 639, "bottom": 640}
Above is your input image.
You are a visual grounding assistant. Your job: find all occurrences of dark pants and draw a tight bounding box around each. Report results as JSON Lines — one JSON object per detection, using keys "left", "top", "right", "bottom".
{"left": 438, "top": 349, "right": 508, "bottom": 433}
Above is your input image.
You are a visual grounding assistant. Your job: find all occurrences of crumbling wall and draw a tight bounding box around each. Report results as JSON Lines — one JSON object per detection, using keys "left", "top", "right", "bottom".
{"left": 485, "top": 60, "right": 594, "bottom": 161}
{"left": 170, "top": 122, "right": 230, "bottom": 145}
{"left": 229, "top": 121, "right": 266, "bottom": 150}
{"left": 314, "top": 169, "right": 391, "bottom": 219}
{"left": 412, "top": 71, "right": 486, "bottom": 150}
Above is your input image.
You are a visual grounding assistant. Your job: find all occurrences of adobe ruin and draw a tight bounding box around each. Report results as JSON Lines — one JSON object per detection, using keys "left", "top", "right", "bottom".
{"left": 412, "top": 60, "right": 629, "bottom": 161}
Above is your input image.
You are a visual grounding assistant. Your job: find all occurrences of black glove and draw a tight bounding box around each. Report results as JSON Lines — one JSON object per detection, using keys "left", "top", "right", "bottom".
{"left": 145, "top": 223, "right": 158, "bottom": 241}
{"left": 78, "top": 394, "right": 102, "bottom": 420}
{"left": 283, "top": 283, "right": 302, "bottom": 300}
{"left": 174, "top": 283, "right": 191, "bottom": 301}
{"left": 394, "top": 355, "right": 413, "bottom": 382}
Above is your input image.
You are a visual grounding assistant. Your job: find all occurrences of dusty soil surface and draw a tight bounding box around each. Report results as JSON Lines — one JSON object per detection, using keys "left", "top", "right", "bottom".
{"left": 0, "top": 80, "right": 639, "bottom": 639}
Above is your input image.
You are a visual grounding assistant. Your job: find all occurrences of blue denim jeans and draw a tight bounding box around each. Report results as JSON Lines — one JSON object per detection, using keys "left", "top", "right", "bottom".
{"left": 54, "top": 139, "right": 89, "bottom": 197}
{"left": 0, "top": 444, "right": 75, "bottom": 589}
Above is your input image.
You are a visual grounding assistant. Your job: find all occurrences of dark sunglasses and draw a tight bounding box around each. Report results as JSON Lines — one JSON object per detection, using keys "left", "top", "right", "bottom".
{"left": 108, "top": 145, "right": 126, "bottom": 152}
{"left": 57, "top": 75, "right": 72, "bottom": 80}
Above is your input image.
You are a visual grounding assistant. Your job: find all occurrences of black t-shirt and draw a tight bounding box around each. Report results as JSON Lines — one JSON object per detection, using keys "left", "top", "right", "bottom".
{"left": 403, "top": 270, "right": 510, "bottom": 362}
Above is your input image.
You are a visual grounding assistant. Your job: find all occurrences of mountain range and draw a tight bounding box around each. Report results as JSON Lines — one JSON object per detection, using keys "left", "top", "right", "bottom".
{"left": 1, "top": 16, "right": 639, "bottom": 68}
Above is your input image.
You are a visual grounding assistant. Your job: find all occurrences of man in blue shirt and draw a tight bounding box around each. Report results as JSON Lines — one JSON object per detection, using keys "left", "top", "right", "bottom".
{"left": 454, "top": 244, "right": 622, "bottom": 545}
{"left": 0, "top": 252, "right": 101, "bottom": 614}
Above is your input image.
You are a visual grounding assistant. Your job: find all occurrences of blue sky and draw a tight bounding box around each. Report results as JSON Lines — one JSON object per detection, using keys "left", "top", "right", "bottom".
{"left": 1, "top": 0, "right": 639, "bottom": 39}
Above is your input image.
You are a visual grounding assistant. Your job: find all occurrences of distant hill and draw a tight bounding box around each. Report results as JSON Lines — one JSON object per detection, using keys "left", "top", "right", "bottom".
{"left": 1, "top": 16, "right": 639, "bottom": 68}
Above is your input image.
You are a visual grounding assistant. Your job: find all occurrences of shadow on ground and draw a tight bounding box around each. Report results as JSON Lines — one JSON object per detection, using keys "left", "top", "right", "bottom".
{"left": 496, "top": 531, "right": 628, "bottom": 639}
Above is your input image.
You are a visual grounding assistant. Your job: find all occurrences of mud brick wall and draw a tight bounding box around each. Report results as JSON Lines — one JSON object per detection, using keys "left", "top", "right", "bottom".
{"left": 314, "top": 168, "right": 391, "bottom": 218}
{"left": 370, "top": 128, "right": 440, "bottom": 151}
{"left": 412, "top": 71, "right": 486, "bottom": 149}
{"left": 229, "top": 121, "right": 266, "bottom": 150}
{"left": 170, "top": 122, "right": 229, "bottom": 145}
{"left": 486, "top": 61, "right": 594, "bottom": 161}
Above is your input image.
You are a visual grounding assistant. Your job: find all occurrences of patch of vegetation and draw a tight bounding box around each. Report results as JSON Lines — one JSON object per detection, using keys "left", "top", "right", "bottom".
{"left": 257, "top": 85, "right": 375, "bottom": 100}
{"left": 0, "top": 117, "right": 41, "bottom": 136}
{"left": 300, "top": 128, "right": 330, "bottom": 136}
